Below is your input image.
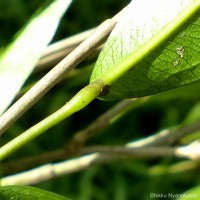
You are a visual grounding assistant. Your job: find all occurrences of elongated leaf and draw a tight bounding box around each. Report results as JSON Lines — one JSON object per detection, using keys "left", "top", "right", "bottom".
{"left": 0, "top": 185, "right": 71, "bottom": 200}
{"left": 0, "top": 0, "right": 72, "bottom": 115}
{"left": 90, "top": 0, "right": 200, "bottom": 100}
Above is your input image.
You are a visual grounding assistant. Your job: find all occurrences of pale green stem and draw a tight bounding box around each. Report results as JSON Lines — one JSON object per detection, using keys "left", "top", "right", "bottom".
{"left": 0, "top": 81, "right": 104, "bottom": 161}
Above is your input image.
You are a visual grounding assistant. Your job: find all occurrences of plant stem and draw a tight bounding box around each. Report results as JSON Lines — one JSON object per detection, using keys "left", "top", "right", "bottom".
{"left": 1, "top": 142, "right": 199, "bottom": 185}
{"left": 0, "top": 18, "right": 117, "bottom": 136}
{"left": 35, "top": 27, "right": 97, "bottom": 71}
{"left": 0, "top": 98, "right": 144, "bottom": 175}
{"left": 0, "top": 81, "right": 104, "bottom": 161}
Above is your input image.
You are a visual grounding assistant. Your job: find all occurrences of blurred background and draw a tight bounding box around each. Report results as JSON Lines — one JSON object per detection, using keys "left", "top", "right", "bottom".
{"left": 1, "top": 0, "right": 200, "bottom": 199}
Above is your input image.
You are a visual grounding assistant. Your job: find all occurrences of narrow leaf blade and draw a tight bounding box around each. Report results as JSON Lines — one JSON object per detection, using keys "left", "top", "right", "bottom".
{"left": 0, "top": 0, "right": 72, "bottom": 115}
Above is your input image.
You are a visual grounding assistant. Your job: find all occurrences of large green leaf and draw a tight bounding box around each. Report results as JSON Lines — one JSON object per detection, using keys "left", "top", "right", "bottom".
{"left": 0, "top": 185, "right": 71, "bottom": 200}
{"left": 90, "top": 0, "right": 200, "bottom": 100}
{"left": 0, "top": 0, "right": 72, "bottom": 115}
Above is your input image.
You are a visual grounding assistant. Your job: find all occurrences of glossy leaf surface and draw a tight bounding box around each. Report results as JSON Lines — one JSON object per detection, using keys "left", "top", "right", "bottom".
{"left": 0, "top": 185, "right": 71, "bottom": 200}
{"left": 90, "top": 0, "right": 200, "bottom": 100}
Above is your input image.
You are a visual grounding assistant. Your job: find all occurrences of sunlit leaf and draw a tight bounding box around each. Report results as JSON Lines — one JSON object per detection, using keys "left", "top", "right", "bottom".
{"left": 0, "top": 0, "right": 72, "bottom": 115}
{"left": 0, "top": 185, "right": 71, "bottom": 200}
{"left": 176, "top": 185, "right": 200, "bottom": 200}
{"left": 90, "top": 0, "right": 200, "bottom": 100}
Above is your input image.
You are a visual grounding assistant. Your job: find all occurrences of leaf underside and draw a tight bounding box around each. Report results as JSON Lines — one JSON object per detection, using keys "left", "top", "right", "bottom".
{"left": 90, "top": 0, "right": 200, "bottom": 100}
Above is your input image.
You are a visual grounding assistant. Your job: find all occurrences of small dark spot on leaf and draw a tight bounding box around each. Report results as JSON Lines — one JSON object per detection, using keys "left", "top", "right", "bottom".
{"left": 129, "top": 68, "right": 133, "bottom": 72}
{"left": 99, "top": 85, "right": 110, "bottom": 96}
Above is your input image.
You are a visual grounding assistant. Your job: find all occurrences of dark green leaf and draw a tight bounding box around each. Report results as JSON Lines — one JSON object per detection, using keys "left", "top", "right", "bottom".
{"left": 0, "top": 185, "right": 71, "bottom": 200}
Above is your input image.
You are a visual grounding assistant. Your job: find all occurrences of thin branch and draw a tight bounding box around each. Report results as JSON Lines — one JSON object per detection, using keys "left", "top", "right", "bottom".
{"left": 0, "top": 13, "right": 123, "bottom": 136}
{"left": 0, "top": 80, "right": 104, "bottom": 161}
{"left": 82, "top": 141, "right": 200, "bottom": 160}
{"left": 1, "top": 98, "right": 142, "bottom": 175}
{"left": 35, "top": 27, "right": 98, "bottom": 71}
{"left": 2, "top": 110, "right": 200, "bottom": 175}
{"left": 127, "top": 120, "right": 200, "bottom": 147}
{"left": 67, "top": 98, "right": 143, "bottom": 151}
{"left": 1, "top": 141, "right": 200, "bottom": 186}
{"left": 0, "top": 20, "right": 114, "bottom": 135}
{"left": 0, "top": 154, "right": 101, "bottom": 185}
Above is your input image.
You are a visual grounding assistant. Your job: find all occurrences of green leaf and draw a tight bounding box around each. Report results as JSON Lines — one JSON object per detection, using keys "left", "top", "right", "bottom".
{"left": 90, "top": 0, "right": 200, "bottom": 100}
{"left": 0, "top": 185, "right": 71, "bottom": 200}
{"left": 176, "top": 185, "right": 200, "bottom": 200}
{"left": 0, "top": 0, "right": 72, "bottom": 115}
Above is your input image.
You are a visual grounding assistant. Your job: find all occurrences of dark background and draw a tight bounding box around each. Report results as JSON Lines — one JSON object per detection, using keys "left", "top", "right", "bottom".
{"left": 1, "top": 0, "right": 200, "bottom": 199}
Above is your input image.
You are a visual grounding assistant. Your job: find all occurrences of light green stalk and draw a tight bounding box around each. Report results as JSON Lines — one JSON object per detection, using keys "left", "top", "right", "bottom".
{"left": 0, "top": 81, "right": 104, "bottom": 161}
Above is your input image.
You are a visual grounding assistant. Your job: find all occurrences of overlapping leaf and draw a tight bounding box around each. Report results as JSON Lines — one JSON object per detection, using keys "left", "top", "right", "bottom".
{"left": 0, "top": 0, "right": 72, "bottom": 115}
{"left": 90, "top": 0, "right": 200, "bottom": 100}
